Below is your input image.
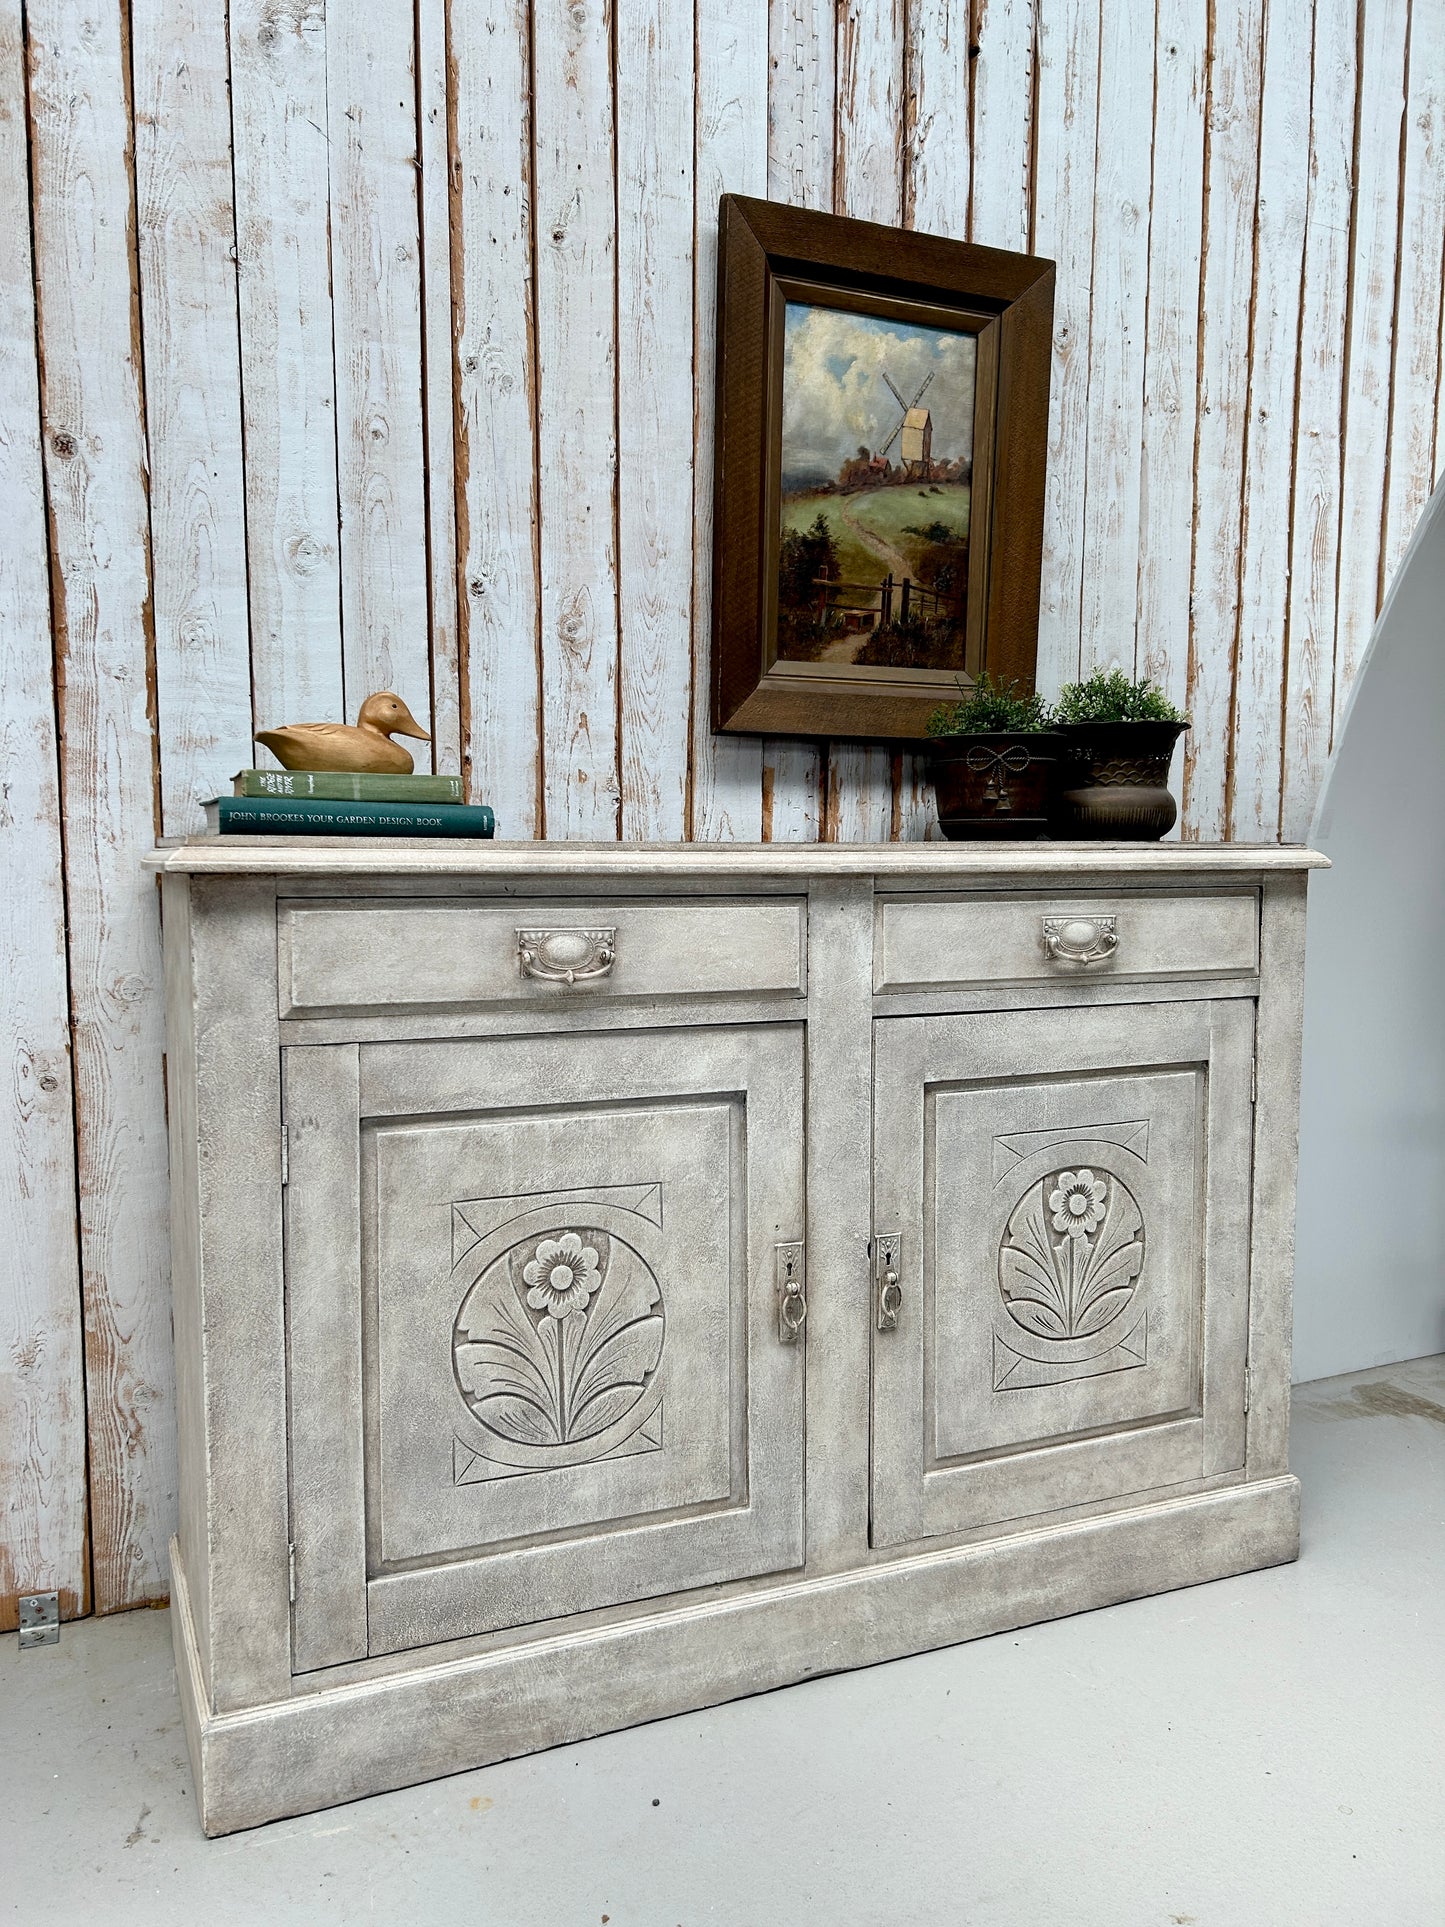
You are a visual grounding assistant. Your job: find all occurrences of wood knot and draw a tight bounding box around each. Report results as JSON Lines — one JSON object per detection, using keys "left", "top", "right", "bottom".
{"left": 51, "top": 431, "right": 77, "bottom": 459}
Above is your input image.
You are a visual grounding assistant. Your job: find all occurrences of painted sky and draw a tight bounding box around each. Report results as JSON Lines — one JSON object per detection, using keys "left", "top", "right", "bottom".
{"left": 780, "top": 302, "right": 977, "bottom": 484}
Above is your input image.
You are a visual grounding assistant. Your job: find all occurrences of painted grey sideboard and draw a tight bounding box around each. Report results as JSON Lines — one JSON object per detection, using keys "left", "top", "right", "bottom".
{"left": 145, "top": 838, "right": 1325, "bottom": 1834}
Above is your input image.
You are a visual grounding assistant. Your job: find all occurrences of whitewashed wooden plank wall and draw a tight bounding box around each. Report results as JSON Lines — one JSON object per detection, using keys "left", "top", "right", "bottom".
{"left": 1, "top": 0, "right": 1441, "bottom": 1622}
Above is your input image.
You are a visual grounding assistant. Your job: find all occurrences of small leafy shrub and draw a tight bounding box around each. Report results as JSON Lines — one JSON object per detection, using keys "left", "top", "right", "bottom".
{"left": 777, "top": 513, "right": 839, "bottom": 612}
{"left": 1053, "top": 669, "right": 1188, "bottom": 726}
{"left": 856, "top": 613, "right": 966, "bottom": 672}
{"left": 926, "top": 673, "right": 1054, "bottom": 738}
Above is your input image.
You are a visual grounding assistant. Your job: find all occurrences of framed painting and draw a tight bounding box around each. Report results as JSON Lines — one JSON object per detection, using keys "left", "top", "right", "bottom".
{"left": 711, "top": 196, "right": 1055, "bottom": 741}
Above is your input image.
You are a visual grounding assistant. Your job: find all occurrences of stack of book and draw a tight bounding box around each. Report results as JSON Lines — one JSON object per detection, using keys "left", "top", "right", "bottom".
{"left": 203, "top": 770, "right": 496, "bottom": 838}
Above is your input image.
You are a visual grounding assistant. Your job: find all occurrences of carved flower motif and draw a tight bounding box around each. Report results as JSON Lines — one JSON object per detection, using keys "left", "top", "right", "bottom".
{"left": 1048, "top": 1169, "right": 1108, "bottom": 1238}
{"left": 523, "top": 1233, "right": 602, "bottom": 1318}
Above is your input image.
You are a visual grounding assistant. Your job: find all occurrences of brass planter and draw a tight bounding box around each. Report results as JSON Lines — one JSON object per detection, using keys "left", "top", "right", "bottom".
{"left": 1053, "top": 721, "right": 1189, "bottom": 839}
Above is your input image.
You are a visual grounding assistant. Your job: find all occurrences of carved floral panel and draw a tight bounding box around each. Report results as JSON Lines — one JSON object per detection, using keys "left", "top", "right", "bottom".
{"left": 452, "top": 1222, "right": 666, "bottom": 1471}
{"left": 999, "top": 1167, "right": 1146, "bottom": 1342}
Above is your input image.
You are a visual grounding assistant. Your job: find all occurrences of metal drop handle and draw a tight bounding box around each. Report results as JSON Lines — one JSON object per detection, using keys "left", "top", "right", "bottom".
{"left": 1041, "top": 914, "right": 1118, "bottom": 965}
{"left": 777, "top": 1242, "right": 807, "bottom": 1344}
{"left": 517, "top": 925, "right": 616, "bottom": 985}
{"left": 875, "top": 1234, "right": 902, "bottom": 1331}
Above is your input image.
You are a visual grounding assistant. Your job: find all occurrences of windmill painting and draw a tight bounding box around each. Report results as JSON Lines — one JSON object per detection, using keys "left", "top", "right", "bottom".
{"left": 776, "top": 301, "right": 978, "bottom": 672}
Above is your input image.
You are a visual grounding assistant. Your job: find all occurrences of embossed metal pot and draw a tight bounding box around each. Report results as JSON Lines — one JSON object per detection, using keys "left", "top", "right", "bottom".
{"left": 928, "top": 731, "right": 1062, "bottom": 840}
{"left": 1052, "top": 720, "right": 1189, "bottom": 839}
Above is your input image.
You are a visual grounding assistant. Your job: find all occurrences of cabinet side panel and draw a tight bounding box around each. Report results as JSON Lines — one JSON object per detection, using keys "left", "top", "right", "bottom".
{"left": 1247, "top": 875, "right": 1309, "bottom": 1475}
{"left": 190, "top": 878, "right": 292, "bottom": 1709}
{"left": 162, "top": 875, "right": 210, "bottom": 1696}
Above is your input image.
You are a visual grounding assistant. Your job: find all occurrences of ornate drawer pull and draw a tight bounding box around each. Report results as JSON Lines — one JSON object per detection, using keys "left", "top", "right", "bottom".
{"left": 1041, "top": 915, "right": 1118, "bottom": 966}
{"left": 516, "top": 926, "right": 616, "bottom": 985}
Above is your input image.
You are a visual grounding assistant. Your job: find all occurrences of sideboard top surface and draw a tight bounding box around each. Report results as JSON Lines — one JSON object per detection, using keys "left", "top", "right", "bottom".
{"left": 145, "top": 838, "right": 1328, "bottom": 880}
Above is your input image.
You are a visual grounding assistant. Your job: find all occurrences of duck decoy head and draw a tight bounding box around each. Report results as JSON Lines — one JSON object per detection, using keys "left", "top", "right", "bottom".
{"left": 357, "top": 691, "right": 431, "bottom": 741}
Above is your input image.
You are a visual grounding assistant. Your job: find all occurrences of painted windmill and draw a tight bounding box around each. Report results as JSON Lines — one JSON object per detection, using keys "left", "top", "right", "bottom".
{"left": 879, "top": 369, "right": 936, "bottom": 478}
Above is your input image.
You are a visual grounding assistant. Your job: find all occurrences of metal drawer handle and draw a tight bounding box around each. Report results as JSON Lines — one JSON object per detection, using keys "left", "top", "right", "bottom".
{"left": 516, "top": 926, "right": 616, "bottom": 985}
{"left": 1041, "top": 915, "right": 1118, "bottom": 965}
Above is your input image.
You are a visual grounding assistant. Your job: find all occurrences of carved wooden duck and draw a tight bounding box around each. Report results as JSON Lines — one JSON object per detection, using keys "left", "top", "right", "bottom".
{"left": 254, "top": 692, "right": 432, "bottom": 775}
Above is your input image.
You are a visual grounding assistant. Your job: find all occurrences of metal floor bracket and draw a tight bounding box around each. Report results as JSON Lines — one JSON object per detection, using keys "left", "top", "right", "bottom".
{"left": 18, "top": 1592, "right": 60, "bottom": 1649}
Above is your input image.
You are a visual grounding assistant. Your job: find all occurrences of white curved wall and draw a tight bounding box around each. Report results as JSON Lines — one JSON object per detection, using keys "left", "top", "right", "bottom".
{"left": 1293, "top": 486, "right": 1445, "bottom": 1381}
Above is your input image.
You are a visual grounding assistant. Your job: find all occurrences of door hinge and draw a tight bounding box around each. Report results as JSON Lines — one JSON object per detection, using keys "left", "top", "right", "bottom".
{"left": 280, "top": 1123, "right": 289, "bottom": 1186}
{"left": 288, "top": 1541, "right": 297, "bottom": 1605}
{"left": 874, "top": 1233, "right": 902, "bottom": 1331}
{"left": 1243, "top": 1365, "right": 1252, "bottom": 1413}
{"left": 1250, "top": 1059, "right": 1257, "bottom": 1105}
{"left": 17, "top": 1592, "right": 60, "bottom": 1650}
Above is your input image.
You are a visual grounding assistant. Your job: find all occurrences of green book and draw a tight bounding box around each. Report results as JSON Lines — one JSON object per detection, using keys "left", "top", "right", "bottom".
{"left": 204, "top": 796, "right": 496, "bottom": 838}
{"left": 234, "top": 768, "right": 464, "bottom": 803}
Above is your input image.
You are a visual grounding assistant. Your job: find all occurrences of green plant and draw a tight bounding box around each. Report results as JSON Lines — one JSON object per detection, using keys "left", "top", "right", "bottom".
{"left": 925, "top": 673, "right": 1054, "bottom": 737}
{"left": 776, "top": 513, "right": 839, "bottom": 612}
{"left": 856, "top": 612, "right": 967, "bottom": 672}
{"left": 1053, "top": 669, "right": 1188, "bottom": 725}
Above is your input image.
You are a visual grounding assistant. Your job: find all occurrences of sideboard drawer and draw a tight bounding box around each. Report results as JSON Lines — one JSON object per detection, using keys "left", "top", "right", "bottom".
{"left": 875, "top": 890, "right": 1258, "bottom": 991}
{"left": 279, "top": 895, "right": 806, "bottom": 1014}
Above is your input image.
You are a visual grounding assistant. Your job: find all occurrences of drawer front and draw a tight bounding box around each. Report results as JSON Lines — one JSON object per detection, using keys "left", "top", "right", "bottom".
{"left": 279, "top": 895, "right": 806, "bottom": 1014}
{"left": 875, "top": 891, "right": 1257, "bottom": 991}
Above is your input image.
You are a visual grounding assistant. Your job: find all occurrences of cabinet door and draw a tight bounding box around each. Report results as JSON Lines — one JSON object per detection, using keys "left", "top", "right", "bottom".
{"left": 284, "top": 1023, "right": 804, "bottom": 1666}
{"left": 871, "top": 1000, "right": 1253, "bottom": 1549}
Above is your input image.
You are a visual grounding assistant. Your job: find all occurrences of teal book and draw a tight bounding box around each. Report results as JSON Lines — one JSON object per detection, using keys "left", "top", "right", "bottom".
{"left": 204, "top": 796, "right": 496, "bottom": 838}
{"left": 233, "top": 767, "right": 464, "bottom": 802}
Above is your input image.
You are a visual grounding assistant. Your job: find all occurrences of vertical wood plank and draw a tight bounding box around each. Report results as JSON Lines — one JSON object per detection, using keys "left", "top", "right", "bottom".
{"left": 229, "top": 0, "right": 345, "bottom": 739}
{"left": 28, "top": 0, "right": 175, "bottom": 1611}
{"left": 768, "top": 0, "right": 835, "bottom": 212}
{"left": 969, "top": 0, "right": 1036, "bottom": 254}
{"left": 1077, "top": 0, "right": 1155, "bottom": 680}
{"left": 1030, "top": 0, "right": 1101, "bottom": 698}
{"left": 617, "top": 0, "right": 694, "bottom": 840}
{"left": 415, "top": 0, "right": 462, "bottom": 777}
{"left": 900, "top": 0, "right": 971, "bottom": 840}
{"left": 907, "top": 0, "right": 971, "bottom": 234}
{"left": 1228, "top": 0, "right": 1311, "bottom": 839}
{"left": 1183, "top": 0, "right": 1264, "bottom": 839}
{"left": 691, "top": 0, "right": 767, "bottom": 841}
{"left": 326, "top": 0, "right": 433, "bottom": 737}
{"left": 0, "top": 0, "right": 86, "bottom": 1631}
{"left": 1279, "top": 0, "right": 1355, "bottom": 841}
{"left": 451, "top": 0, "right": 542, "bottom": 835}
{"left": 533, "top": 0, "right": 620, "bottom": 838}
{"left": 757, "top": 0, "right": 829, "bottom": 840}
{"left": 1331, "top": 0, "right": 1408, "bottom": 745}
{"left": 1381, "top": 1, "right": 1445, "bottom": 589}
{"left": 131, "top": 0, "right": 253, "bottom": 832}
{"left": 1136, "top": 1, "right": 1207, "bottom": 743}
{"left": 830, "top": 0, "right": 903, "bottom": 841}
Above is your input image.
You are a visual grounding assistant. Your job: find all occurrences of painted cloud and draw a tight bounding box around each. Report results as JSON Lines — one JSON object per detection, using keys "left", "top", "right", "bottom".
{"left": 781, "top": 302, "right": 977, "bottom": 484}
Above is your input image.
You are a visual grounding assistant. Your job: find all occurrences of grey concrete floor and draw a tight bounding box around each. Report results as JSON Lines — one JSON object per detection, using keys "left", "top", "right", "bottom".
{"left": 2, "top": 1355, "right": 1442, "bottom": 1926}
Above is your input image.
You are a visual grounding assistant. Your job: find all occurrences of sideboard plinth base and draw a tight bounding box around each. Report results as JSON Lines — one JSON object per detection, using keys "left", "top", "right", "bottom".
{"left": 173, "top": 1475, "right": 1300, "bottom": 1837}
